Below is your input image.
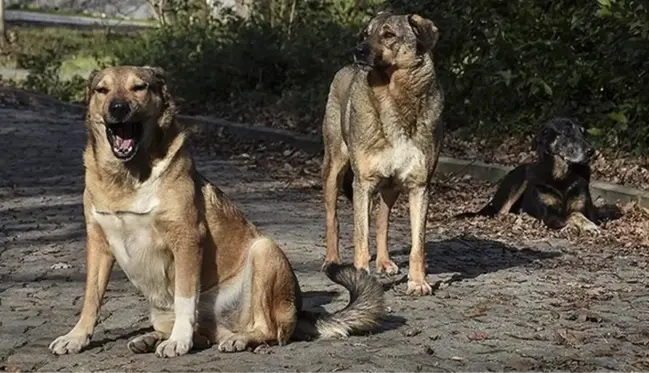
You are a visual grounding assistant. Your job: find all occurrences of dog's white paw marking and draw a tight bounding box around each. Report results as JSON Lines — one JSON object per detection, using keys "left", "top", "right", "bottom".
{"left": 406, "top": 280, "right": 433, "bottom": 296}
{"left": 581, "top": 221, "right": 601, "bottom": 234}
{"left": 563, "top": 215, "right": 601, "bottom": 235}
{"left": 49, "top": 333, "right": 90, "bottom": 355}
{"left": 155, "top": 338, "right": 192, "bottom": 358}
{"left": 153, "top": 295, "right": 196, "bottom": 358}
{"left": 218, "top": 334, "right": 249, "bottom": 353}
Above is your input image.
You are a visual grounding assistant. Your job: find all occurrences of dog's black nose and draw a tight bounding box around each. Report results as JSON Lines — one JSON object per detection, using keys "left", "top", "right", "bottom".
{"left": 353, "top": 42, "right": 371, "bottom": 60}
{"left": 108, "top": 100, "right": 130, "bottom": 122}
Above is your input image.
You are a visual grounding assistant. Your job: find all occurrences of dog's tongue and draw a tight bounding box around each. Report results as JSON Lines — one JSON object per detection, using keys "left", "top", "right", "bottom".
{"left": 113, "top": 125, "right": 134, "bottom": 150}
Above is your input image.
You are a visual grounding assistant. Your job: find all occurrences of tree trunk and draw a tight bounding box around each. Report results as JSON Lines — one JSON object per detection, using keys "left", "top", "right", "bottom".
{"left": 147, "top": 0, "right": 178, "bottom": 25}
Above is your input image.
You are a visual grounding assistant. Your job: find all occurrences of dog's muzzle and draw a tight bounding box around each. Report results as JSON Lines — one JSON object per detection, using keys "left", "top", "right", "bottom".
{"left": 108, "top": 99, "right": 131, "bottom": 124}
{"left": 105, "top": 99, "right": 141, "bottom": 162}
{"left": 586, "top": 147, "right": 595, "bottom": 158}
{"left": 352, "top": 42, "right": 373, "bottom": 66}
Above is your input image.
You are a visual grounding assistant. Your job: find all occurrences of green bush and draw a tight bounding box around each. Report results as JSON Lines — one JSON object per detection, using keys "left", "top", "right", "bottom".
{"left": 111, "top": 0, "right": 649, "bottom": 154}
{"left": 388, "top": 0, "right": 649, "bottom": 154}
{"left": 19, "top": 48, "right": 86, "bottom": 103}
{"left": 113, "top": 1, "right": 382, "bottom": 116}
{"left": 10, "top": 0, "right": 645, "bottom": 154}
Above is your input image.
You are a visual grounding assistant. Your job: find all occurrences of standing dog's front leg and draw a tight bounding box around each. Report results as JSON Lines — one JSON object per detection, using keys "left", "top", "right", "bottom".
{"left": 155, "top": 222, "right": 202, "bottom": 358}
{"left": 406, "top": 186, "right": 433, "bottom": 296}
{"left": 352, "top": 175, "right": 375, "bottom": 272}
{"left": 50, "top": 221, "right": 114, "bottom": 355}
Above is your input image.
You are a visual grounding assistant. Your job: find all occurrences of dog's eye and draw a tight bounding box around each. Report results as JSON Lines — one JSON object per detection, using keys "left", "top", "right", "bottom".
{"left": 382, "top": 31, "right": 396, "bottom": 39}
{"left": 94, "top": 87, "right": 109, "bottom": 95}
{"left": 132, "top": 83, "right": 148, "bottom": 92}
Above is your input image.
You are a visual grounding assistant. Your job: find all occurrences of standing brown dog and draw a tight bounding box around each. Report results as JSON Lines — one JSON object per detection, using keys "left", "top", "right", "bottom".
{"left": 48, "top": 66, "right": 384, "bottom": 358}
{"left": 322, "top": 13, "right": 444, "bottom": 296}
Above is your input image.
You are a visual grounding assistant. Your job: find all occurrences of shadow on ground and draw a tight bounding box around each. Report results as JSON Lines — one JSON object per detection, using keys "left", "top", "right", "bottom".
{"left": 385, "top": 234, "right": 561, "bottom": 290}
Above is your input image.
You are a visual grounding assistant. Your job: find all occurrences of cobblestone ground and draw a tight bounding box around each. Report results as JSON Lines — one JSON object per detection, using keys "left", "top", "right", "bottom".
{"left": 2, "top": 102, "right": 649, "bottom": 372}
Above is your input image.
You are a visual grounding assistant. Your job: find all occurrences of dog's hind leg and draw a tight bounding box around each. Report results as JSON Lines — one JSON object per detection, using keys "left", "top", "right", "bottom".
{"left": 217, "top": 237, "right": 297, "bottom": 353}
{"left": 128, "top": 308, "right": 211, "bottom": 354}
{"left": 128, "top": 309, "right": 173, "bottom": 354}
{"left": 352, "top": 174, "right": 378, "bottom": 273}
{"left": 323, "top": 150, "right": 349, "bottom": 268}
{"left": 486, "top": 165, "right": 528, "bottom": 216}
{"left": 376, "top": 188, "right": 400, "bottom": 275}
{"left": 453, "top": 165, "right": 528, "bottom": 218}
{"left": 496, "top": 178, "right": 527, "bottom": 216}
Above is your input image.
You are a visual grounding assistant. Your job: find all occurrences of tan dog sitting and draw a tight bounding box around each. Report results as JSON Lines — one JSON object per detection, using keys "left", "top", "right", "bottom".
{"left": 48, "top": 65, "right": 384, "bottom": 358}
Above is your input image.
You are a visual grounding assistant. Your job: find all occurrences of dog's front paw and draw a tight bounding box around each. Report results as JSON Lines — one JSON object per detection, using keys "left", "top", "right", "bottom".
{"left": 564, "top": 213, "right": 601, "bottom": 235}
{"left": 406, "top": 280, "right": 433, "bottom": 296}
{"left": 376, "top": 259, "right": 399, "bottom": 276}
{"left": 128, "top": 331, "right": 163, "bottom": 354}
{"left": 579, "top": 220, "right": 601, "bottom": 235}
{"left": 218, "top": 333, "right": 249, "bottom": 353}
{"left": 321, "top": 257, "right": 340, "bottom": 271}
{"left": 49, "top": 332, "right": 90, "bottom": 355}
{"left": 155, "top": 338, "right": 192, "bottom": 358}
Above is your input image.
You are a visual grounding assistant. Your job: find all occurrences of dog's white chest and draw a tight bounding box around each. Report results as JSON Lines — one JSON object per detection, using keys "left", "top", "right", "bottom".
{"left": 91, "top": 191, "right": 174, "bottom": 310}
{"left": 381, "top": 137, "right": 426, "bottom": 182}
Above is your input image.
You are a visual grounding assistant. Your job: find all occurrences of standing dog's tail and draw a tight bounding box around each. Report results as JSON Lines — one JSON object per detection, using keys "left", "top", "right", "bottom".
{"left": 293, "top": 264, "right": 385, "bottom": 340}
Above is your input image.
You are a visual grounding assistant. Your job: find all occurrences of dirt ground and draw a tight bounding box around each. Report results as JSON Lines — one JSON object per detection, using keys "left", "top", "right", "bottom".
{"left": 2, "top": 101, "right": 649, "bottom": 372}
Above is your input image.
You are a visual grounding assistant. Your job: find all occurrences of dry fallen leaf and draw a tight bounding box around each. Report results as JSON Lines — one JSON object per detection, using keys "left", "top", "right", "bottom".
{"left": 467, "top": 331, "right": 489, "bottom": 341}
{"left": 555, "top": 328, "right": 583, "bottom": 346}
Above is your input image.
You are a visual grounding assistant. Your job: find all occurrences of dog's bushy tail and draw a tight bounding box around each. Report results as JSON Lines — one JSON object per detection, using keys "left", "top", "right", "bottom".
{"left": 293, "top": 264, "right": 385, "bottom": 340}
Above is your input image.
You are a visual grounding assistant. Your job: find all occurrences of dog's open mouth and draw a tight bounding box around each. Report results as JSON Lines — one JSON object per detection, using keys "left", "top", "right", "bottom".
{"left": 106, "top": 122, "right": 142, "bottom": 161}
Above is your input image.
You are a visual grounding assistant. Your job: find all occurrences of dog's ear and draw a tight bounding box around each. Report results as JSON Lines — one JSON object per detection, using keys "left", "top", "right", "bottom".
{"left": 408, "top": 14, "right": 439, "bottom": 53}
{"left": 535, "top": 123, "right": 555, "bottom": 157}
{"left": 84, "top": 69, "right": 100, "bottom": 104}
{"left": 143, "top": 65, "right": 173, "bottom": 106}
{"left": 359, "top": 11, "right": 392, "bottom": 42}
{"left": 143, "top": 65, "right": 167, "bottom": 89}
{"left": 143, "top": 65, "right": 166, "bottom": 80}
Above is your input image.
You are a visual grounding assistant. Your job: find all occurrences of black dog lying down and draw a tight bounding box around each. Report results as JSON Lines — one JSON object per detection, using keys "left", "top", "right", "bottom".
{"left": 456, "top": 117, "right": 621, "bottom": 233}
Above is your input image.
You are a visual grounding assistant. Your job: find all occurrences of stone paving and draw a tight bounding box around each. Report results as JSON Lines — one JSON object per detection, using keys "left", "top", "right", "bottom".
{"left": 2, "top": 103, "right": 649, "bottom": 371}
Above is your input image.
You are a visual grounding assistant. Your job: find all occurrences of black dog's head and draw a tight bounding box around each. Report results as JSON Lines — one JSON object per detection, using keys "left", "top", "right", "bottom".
{"left": 535, "top": 117, "right": 595, "bottom": 165}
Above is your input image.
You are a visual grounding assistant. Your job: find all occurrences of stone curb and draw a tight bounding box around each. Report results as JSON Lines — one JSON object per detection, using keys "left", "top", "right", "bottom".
{"left": 188, "top": 116, "right": 649, "bottom": 209}
{"left": 4, "top": 87, "right": 648, "bottom": 208}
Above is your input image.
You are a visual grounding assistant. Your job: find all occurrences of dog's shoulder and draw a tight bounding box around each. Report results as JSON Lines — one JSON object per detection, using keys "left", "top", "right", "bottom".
{"left": 330, "top": 65, "right": 368, "bottom": 97}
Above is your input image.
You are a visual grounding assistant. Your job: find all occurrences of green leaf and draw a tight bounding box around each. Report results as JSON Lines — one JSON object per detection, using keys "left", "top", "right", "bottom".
{"left": 496, "top": 70, "right": 513, "bottom": 86}
{"left": 531, "top": 78, "right": 553, "bottom": 96}
{"left": 587, "top": 127, "right": 603, "bottom": 136}
{"left": 597, "top": 7, "right": 612, "bottom": 17}
{"left": 608, "top": 111, "right": 628, "bottom": 125}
